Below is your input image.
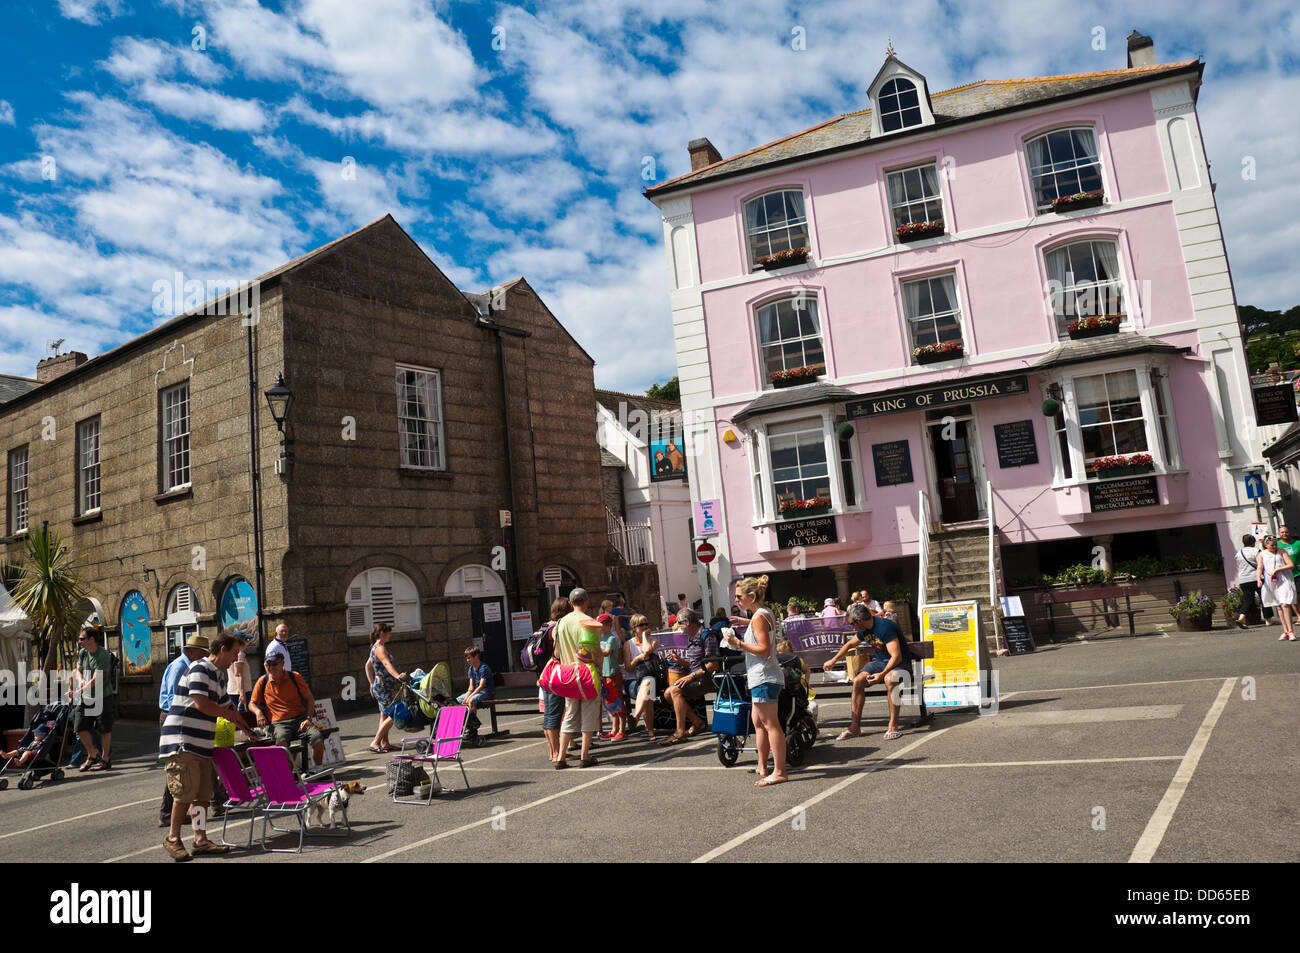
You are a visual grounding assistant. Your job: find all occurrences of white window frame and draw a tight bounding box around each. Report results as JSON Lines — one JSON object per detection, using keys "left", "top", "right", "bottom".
{"left": 746, "top": 408, "right": 866, "bottom": 527}
{"left": 743, "top": 189, "right": 810, "bottom": 269}
{"left": 164, "top": 584, "right": 200, "bottom": 657}
{"left": 8, "top": 445, "right": 28, "bottom": 534}
{"left": 1026, "top": 126, "right": 1104, "bottom": 212}
{"left": 755, "top": 295, "right": 826, "bottom": 386}
{"left": 160, "top": 382, "right": 191, "bottom": 492}
{"left": 347, "top": 567, "right": 422, "bottom": 637}
{"left": 1044, "top": 239, "right": 1127, "bottom": 337}
{"left": 1046, "top": 359, "right": 1179, "bottom": 487}
{"left": 901, "top": 273, "right": 965, "bottom": 358}
{"left": 886, "top": 162, "right": 944, "bottom": 230}
{"left": 77, "top": 417, "right": 101, "bottom": 515}
{"left": 396, "top": 365, "right": 445, "bottom": 471}
{"left": 878, "top": 77, "right": 924, "bottom": 133}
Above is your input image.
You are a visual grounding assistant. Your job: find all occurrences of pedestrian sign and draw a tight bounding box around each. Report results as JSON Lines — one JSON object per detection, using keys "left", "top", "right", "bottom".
{"left": 1244, "top": 473, "right": 1265, "bottom": 500}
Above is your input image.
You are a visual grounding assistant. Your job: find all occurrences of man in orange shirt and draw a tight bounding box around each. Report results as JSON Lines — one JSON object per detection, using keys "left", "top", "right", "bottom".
{"left": 249, "top": 656, "right": 324, "bottom": 766}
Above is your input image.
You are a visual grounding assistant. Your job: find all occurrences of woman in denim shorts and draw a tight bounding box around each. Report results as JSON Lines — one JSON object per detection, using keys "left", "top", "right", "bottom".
{"left": 723, "top": 575, "right": 788, "bottom": 787}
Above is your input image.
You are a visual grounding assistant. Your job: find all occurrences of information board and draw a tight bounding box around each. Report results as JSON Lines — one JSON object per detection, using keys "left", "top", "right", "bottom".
{"left": 920, "top": 601, "right": 988, "bottom": 708}
{"left": 993, "top": 420, "right": 1038, "bottom": 468}
{"left": 511, "top": 610, "right": 534, "bottom": 642}
{"left": 775, "top": 516, "right": 837, "bottom": 549}
{"left": 286, "top": 638, "right": 311, "bottom": 689}
{"left": 1002, "top": 616, "right": 1035, "bottom": 655}
{"left": 872, "top": 440, "right": 914, "bottom": 486}
{"left": 1089, "top": 475, "right": 1159, "bottom": 512}
{"left": 310, "top": 698, "right": 346, "bottom": 770}
{"left": 1252, "top": 384, "right": 1299, "bottom": 426}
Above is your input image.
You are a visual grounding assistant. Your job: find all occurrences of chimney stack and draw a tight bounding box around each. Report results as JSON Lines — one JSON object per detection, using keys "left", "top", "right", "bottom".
{"left": 688, "top": 137, "right": 722, "bottom": 172}
{"left": 36, "top": 350, "right": 88, "bottom": 384}
{"left": 1126, "top": 31, "right": 1155, "bottom": 68}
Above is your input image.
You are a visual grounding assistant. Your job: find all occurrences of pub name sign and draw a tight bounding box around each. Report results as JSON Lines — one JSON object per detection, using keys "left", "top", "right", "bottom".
{"left": 847, "top": 375, "right": 1029, "bottom": 420}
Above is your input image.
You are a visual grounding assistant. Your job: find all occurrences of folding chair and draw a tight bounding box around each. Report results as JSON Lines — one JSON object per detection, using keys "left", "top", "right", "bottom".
{"left": 211, "top": 747, "right": 264, "bottom": 850}
{"left": 390, "top": 705, "right": 470, "bottom": 802}
{"left": 247, "top": 745, "right": 350, "bottom": 853}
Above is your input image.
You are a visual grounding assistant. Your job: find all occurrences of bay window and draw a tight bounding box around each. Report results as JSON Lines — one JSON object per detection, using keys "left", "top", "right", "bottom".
{"left": 1076, "top": 371, "right": 1147, "bottom": 464}
{"left": 747, "top": 412, "right": 865, "bottom": 523}
{"left": 770, "top": 421, "right": 831, "bottom": 508}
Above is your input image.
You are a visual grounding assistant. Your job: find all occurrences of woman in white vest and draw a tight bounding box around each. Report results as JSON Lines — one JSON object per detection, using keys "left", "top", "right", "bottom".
{"left": 723, "top": 575, "right": 787, "bottom": 787}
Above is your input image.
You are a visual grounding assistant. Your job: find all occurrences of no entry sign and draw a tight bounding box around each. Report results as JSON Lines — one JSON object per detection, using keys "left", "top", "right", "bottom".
{"left": 695, "top": 541, "right": 717, "bottom": 564}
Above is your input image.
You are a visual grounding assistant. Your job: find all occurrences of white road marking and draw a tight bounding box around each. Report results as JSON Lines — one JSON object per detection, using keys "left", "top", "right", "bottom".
{"left": 361, "top": 739, "right": 713, "bottom": 862}
{"left": 0, "top": 796, "right": 158, "bottom": 841}
{"left": 975, "top": 705, "right": 1182, "bottom": 726}
{"left": 1129, "top": 677, "right": 1236, "bottom": 864}
{"left": 692, "top": 728, "right": 950, "bottom": 864}
{"left": 899, "top": 755, "right": 1184, "bottom": 769}
{"left": 1001, "top": 675, "right": 1233, "bottom": 695}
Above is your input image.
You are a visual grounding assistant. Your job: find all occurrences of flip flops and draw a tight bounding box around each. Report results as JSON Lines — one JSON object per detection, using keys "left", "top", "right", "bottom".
{"left": 755, "top": 776, "right": 788, "bottom": 787}
{"left": 834, "top": 729, "right": 861, "bottom": 741}
{"left": 882, "top": 730, "right": 903, "bottom": 741}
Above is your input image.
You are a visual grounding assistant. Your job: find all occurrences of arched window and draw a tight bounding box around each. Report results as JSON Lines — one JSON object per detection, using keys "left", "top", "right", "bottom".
{"left": 164, "top": 583, "right": 200, "bottom": 656}
{"left": 540, "top": 565, "right": 578, "bottom": 602}
{"left": 755, "top": 296, "right": 825, "bottom": 386}
{"left": 346, "top": 568, "right": 421, "bottom": 637}
{"left": 878, "top": 78, "right": 922, "bottom": 132}
{"left": 1026, "top": 127, "right": 1102, "bottom": 211}
{"left": 1044, "top": 239, "right": 1125, "bottom": 336}
{"left": 743, "top": 190, "right": 808, "bottom": 268}
{"left": 444, "top": 565, "right": 505, "bottom": 598}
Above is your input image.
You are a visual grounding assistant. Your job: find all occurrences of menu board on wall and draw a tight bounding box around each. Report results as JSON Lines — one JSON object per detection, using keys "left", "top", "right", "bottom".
{"left": 872, "top": 440, "right": 914, "bottom": 486}
{"left": 993, "top": 420, "right": 1039, "bottom": 468}
{"left": 1089, "top": 476, "right": 1159, "bottom": 512}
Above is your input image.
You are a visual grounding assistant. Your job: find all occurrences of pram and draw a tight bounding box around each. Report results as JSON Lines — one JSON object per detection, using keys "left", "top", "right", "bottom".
{"left": 0, "top": 703, "right": 74, "bottom": 790}
{"left": 708, "top": 654, "right": 817, "bottom": 768}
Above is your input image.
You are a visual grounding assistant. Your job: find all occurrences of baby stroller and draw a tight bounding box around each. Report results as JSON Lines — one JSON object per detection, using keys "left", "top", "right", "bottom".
{"left": 0, "top": 704, "right": 73, "bottom": 790}
{"left": 709, "top": 654, "right": 817, "bottom": 768}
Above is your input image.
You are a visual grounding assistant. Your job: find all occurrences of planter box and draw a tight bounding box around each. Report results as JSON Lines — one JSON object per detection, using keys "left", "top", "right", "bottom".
{"left": 759, "top": 251, "right": 809, "bottom": 270}
{"left": 771, "top": 374, "right": 820, "bottom": 389}
{"left": 1223, "top": 606, "right": 1262, "bottom": 627}
{"left": 1174, "top": 613, "right": 1213, "bottom": 632}
{"left": 897, "top": 224, "right": 944, "bottom": 243}
{"left": 915, "top": 347, "right": 963, "bottom": 365}
{"left": 1067, "top": 322, "right": 1121, "bottom": 340}
{"left": 781, "top": 506, "right": 829, "bottom": 519}
{"left": 1052, "top": 193, "right": 1105, "bottom": 213}
{"left": 1087, "top": 463, "right": 1155, "bottom": 480}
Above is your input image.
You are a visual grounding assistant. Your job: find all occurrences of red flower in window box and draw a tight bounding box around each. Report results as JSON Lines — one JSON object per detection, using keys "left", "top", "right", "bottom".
{"left": 1066, "top": 314, "right": 1121, "bottom": 339}
{"left": 779, "top": 497, "right": 832, "bottom": 519}
{"left": 769, "top": 365, "right": 823, "bottom": 388}
{"left": 912, "top": 340, "right": 964, "bottom": 364}
{"left": 896, "top": 219, "right": 945, "bottom": 242}
{"left": 757, "top": 246, "right": 810, "bottom": 270}
{"left": 1084, "top": 453, "right": 1155, "bottom": 478}
{"left": 1050, "top": 190, "right": 1105, "bottom": 213}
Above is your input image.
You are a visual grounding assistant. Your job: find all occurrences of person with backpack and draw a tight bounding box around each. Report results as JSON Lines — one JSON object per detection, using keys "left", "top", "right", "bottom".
{"left": 68, "top": 626, "right": 116, "bottom": 772}
{"left": 536, "top": 598, "right": 571, "bottom": 763}
{"left": 249, "top": 654, "right": 325, "bottom": 766}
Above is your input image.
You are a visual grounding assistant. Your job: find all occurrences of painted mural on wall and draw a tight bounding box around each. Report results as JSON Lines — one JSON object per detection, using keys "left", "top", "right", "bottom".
{"left": 219, "top": 577, "right": 260, "bottom": 650}
{"left": 120, "top": 590, "right": 152, "bottom": 676}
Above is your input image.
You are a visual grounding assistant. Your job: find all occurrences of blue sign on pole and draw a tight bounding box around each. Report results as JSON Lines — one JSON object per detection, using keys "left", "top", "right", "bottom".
{"left": 1244, "top": 474, "right": 1265, "bottom": 500}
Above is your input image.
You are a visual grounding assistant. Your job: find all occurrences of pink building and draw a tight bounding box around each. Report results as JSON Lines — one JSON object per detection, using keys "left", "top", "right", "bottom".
{"left": 645, "top": 33, "right": 1262, "bottom": 621}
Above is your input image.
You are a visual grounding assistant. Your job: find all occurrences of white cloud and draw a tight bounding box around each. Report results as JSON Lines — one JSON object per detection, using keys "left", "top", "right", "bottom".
{"left": 0, "top": 101, "right": 13, "bottom": 125}
{"left": 136, "top": 80, "right": 269, "bottom": 131}
{"left": 57, "top": 0, "right": 127, "bottom": 25}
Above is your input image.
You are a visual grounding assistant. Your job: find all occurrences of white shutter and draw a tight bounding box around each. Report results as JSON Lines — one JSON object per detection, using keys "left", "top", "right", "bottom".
{"left": 176, "top": 587, "right": 192, "bottom": 613}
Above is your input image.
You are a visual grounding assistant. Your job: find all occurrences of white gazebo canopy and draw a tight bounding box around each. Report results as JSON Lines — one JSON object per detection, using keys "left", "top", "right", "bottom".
{"left": 0, "top": 580, "right": 33, "bottom": 690}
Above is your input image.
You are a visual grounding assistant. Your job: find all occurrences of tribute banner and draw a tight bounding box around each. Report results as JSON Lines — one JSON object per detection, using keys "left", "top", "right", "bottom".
{"left": 1089, "top": 475, "right": 1159, "bottom": 512}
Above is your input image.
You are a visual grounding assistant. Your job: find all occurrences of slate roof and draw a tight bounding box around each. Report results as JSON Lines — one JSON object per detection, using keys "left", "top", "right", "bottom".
{"left": 646, "top": 60, "right": 1201, "bottom": 198}
{"left": 0, "top": 374, "right": 38, "bottom": 404}
{"left": 1030, "top": 332, "right": 1186, "bottom": 370}
{"left": 595, "top": 389, "right": 681, "bottom": 420}
{"left": 732, "top": 381, "right": 859, "bottom": 424}
{"left": 600, "top": 450, "right": 627, "bottom": 468}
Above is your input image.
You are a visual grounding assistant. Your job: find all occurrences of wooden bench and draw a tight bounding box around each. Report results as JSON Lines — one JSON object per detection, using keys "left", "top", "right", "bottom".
{"left": 1036, "top": 585, "right": 1144, "bottom": 639}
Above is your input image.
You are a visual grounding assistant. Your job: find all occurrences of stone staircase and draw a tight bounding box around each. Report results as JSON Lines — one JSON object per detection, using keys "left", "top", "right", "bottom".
{"left": 925, "top": 525, "right": 1002, "bottom": 648}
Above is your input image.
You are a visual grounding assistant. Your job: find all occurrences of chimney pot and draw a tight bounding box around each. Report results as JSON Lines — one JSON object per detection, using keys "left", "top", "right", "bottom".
{"left": 36, "top": 350, "right": 88, "bottom": 384}
{"left": 687, "top": 137, "right": 722, "bottom": 172}
{"left": 1126, "top": 30, "right": 1155, "bottom": 68}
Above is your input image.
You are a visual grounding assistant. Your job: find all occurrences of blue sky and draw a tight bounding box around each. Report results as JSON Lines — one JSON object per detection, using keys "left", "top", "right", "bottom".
{"left": 1, "top": 0, "right": 1297, "bottom": 392}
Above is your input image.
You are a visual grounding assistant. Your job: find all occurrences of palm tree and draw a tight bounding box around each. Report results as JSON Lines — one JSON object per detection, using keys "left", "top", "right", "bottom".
{"left": 9, "top": 524, "right": 89, "bottom": 672}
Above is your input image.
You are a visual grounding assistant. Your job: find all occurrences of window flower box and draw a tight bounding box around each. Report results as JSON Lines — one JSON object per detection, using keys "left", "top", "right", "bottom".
{"left": 897, "top": 219, "right": 945, "bottom": 243}
{"left": 779, "top": 497, "right": 832, "bottom": 519}
{"left": 1067, "top": 315, "right": 1122, "bottom": 339}
{"left": 1050, "top": 190, "right": 1105, "bottom": 213}
{"left": 913, "top": 341, "right": 964, "bottom": 365}
{"left": 770, "top": 365, "right": 823, "bottom": 389}
{"left": 758, "top": 246, "right": 810, "bottom": 270}
{"left": 1085, "top": 453, "right": 1154, "bottom": 479}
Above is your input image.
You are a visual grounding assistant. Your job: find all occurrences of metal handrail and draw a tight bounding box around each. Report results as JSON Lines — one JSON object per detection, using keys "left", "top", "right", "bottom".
{"left": 918, "top": 490, "right": 931, "bottom": 613}
{"left": 987, "top": 480, "right": 1004, "bottom": 654}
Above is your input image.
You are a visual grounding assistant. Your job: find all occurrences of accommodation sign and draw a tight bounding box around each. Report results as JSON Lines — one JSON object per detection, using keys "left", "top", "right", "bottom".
{"left": 1252, "top": 384, "right": 1299, "bottom": 426}
{"left": 872, "top": 440, "right": 914, "bottom": 486}
{"left": 1089, "top": 475, "right": 1159, "bottom": 512}
{"left": 993, "top": 420, "right": 1039, "bottom": 468}
{"left": 776, "top": 516, "right": 837, "bottom": 549}
{"left": 846, "top": 375, "right": 1028, "bottom": 419}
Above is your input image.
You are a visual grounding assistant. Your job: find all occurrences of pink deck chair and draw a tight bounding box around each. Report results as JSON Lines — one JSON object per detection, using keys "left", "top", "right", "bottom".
{"left": 247, "top": 745, "right": 350, "bottom": 853}
{"left": 211, "top": 747, "right": 264, "bottom": 850}
{"left": 391, "top": 705, "right": 471, "bottom": 802}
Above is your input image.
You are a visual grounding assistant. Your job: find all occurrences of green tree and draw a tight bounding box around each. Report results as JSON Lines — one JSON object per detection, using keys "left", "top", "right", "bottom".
{"left": 646, "top": 376, "right": 680, "bottom": 401}
{"left": 9, "top": 525, "right": 89, "bottom": 672}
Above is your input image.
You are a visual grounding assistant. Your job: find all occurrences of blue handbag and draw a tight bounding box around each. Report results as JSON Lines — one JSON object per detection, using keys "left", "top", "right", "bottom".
{"left": 711, "top": 672, "right": 750, "bottom": 736}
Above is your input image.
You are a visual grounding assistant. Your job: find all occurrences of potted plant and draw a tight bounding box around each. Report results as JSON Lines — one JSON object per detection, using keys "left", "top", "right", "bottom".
{"left": 897, "top": 219, "right": 945, "bottom": 242}
{"left": 1050, "top": 189, "right": 1105, "bottom": 213}
{"left": 913, "top": 340, "right": 964, "bottom": 365}
{"left": 1220, "top": 587, "right": 1261, "bottom": 627}
{"left": 770, "top": 365, "right": 822, "bottom": 389}
{"left": 757, "top": 246, "right": 809, "bottom": 270}
{"left": 1169, "top": 590, "right": 1216, "bottom": 632}
{"left": 779, "top": 496, "right": 832, "bottom": 519}
{"left": 1085, "top": 453, "right": 1155, "bottom": 479}
{"left": 1066, "top": 315, "right": 1122, "bottom": 340}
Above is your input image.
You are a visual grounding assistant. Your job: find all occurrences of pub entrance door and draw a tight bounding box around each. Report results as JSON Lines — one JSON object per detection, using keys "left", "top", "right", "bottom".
{"left": 925, "top": 404, "right": 985, "bottom": 524}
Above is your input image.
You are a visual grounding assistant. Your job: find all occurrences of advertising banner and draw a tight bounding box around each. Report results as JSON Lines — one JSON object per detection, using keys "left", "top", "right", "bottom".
{"left": 921, "top": 601, "right": 984, "bottom": 708}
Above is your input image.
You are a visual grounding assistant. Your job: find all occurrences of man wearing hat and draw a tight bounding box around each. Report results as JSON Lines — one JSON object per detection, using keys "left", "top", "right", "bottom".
{"left": 157, "top": 634, "right": 211, "bottom": 827}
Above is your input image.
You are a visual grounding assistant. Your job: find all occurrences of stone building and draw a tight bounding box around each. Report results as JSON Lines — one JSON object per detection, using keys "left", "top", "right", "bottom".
{"left": 0, "top": 216, "right": 609, "bottom": 716}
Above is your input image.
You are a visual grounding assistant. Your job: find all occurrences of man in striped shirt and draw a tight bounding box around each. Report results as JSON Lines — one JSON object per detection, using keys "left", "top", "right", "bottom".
{"left": 160, "top": 630, "right": 255, "bottom": 861}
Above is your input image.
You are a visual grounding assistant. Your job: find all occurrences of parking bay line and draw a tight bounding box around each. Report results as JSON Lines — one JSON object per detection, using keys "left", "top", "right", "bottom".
{"left": 1128, "top": 677, "right": 1236, "bottom": 864}
{"left": 973, "top": 705, "right": 1182, "bottom": 726}
{"left": 0, "top": 796, "right": 159, "bottom": 841}
{"left": 465, "top": 754, "right": 1187, "bottom": 773}
{"left": 361, "top": 738, "right": 714, "bottom": 862}
{"left": 692, "top": 727, "right": 951, "bottom": 864}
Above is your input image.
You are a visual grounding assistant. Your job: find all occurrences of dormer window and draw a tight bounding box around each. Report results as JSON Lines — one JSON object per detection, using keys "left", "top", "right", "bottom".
{"left": 879, "top": 78, "right": 923, "bottom": 132}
